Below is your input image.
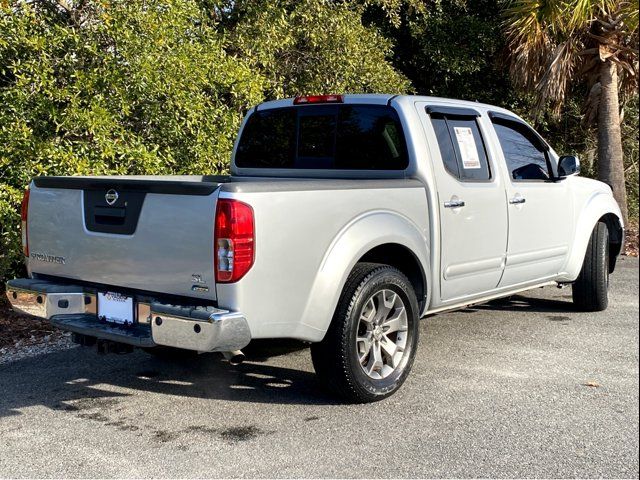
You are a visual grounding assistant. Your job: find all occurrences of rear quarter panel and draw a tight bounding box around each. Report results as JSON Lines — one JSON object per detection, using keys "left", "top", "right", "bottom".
{"left": 216, "top": 180, "right": 430, "bottom": 342}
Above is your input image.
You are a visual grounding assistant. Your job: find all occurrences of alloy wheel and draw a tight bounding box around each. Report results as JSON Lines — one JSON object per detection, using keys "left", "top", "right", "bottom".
{"left": 355, "top": 289, "right": 409, "bottom": 379}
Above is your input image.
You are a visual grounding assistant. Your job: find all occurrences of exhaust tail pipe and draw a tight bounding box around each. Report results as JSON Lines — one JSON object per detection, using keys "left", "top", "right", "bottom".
{"left": 222, "top": 350, "right": 245, "bottom": 365}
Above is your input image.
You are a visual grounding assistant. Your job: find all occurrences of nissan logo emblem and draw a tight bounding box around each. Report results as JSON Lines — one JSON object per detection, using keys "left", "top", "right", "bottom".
{"left": 105, "top": 189, "right": 119, "bottom": 206}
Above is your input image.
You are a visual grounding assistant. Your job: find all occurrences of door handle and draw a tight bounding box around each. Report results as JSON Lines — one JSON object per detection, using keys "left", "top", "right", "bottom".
{"left": 444, "top": 199, "right": 465, "bottom": 208}
{"left": 509, "top": 196, "right": 526, "bottom": 205}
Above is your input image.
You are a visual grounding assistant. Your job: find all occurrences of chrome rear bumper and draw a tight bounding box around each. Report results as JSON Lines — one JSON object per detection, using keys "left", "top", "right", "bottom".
{"left": 6, "top": 278, "right": 97, "bottom": 318}
{"left": 149, "top": 304, "right": 251, "bottom": 352}
{"left": 5, "top": 278, "right": 251, "bottom": 353}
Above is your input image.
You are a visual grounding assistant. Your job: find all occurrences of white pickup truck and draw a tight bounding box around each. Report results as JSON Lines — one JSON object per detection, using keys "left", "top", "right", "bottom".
{"left": 7, "top": 94, "right": 624, "bottom": 402}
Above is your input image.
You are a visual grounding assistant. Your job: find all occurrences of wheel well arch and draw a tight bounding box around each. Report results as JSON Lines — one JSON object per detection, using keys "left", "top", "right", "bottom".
{"left": 599, "top": 213, "right": 624, "bottom": 273}
{"left": 357, "top": 243, "right": 427, "bottom": 312}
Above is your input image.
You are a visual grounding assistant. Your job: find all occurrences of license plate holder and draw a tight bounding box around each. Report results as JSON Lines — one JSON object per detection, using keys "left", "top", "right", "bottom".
{"left": 98, "top": 292, "right": 134, "bottom": 324}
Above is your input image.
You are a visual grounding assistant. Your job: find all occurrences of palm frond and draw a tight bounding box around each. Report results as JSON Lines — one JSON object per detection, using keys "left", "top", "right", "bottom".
{"left": 503, "top": 0, "right": 639, "bottom": 119}
{"left": 566, "top": 0, "right": 616, "bottom": 30}
{"left": 536, "top": 38, "right": 578, "bottom": 114}
{"left": 503, "top": 0, "right": 558, "bottom": 90}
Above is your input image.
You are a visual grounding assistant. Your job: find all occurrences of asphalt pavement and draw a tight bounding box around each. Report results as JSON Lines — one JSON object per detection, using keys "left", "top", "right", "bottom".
{"left": 1, "top": 257, "right": 638, "bottom": 478}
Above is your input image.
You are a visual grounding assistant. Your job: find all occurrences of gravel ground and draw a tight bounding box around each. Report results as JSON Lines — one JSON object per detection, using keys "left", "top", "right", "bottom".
{"left": 0, "top": 296, "right": 72, "bottom": 363}
{"left": 0, "top": 257, "right": 638, "bottom": 478}
{"left": 0, "top": 335, "right": 75, "bottom": 366}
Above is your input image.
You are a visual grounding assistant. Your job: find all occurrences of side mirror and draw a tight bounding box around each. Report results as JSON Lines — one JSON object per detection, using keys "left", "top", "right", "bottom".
{"left": 558, "top": 155, "right": 580, "bottom": 177}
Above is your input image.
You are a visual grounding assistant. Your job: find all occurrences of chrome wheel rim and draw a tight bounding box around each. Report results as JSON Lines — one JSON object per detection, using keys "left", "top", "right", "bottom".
{"left": 356, "top": 289, "right": 409, "bottom": 379}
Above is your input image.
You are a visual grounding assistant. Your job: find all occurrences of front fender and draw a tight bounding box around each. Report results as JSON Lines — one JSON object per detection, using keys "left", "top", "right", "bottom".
{"left": 299, "top": 210, "right": 430, "bottom": 342}
{"left": 560, "top": 191, "right": 623, "bottom": 281}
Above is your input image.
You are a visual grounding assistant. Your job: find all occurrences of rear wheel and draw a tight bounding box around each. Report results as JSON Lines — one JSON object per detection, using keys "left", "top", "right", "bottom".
{"left": 572, "top": 222, "right": 610, "bottom": 312}
{"left": 311, "top": 262, "right": 420, "bottom": 403}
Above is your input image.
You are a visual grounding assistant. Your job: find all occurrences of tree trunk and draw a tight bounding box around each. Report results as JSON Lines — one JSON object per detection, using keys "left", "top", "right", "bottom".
{"left": 597, "top": 59, "right": 628, "bottom": 223}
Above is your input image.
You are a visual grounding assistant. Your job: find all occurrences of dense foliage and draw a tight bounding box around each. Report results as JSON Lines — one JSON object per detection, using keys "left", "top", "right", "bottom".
{"left": 0, "top": 0, "right": 409, "bottom": 280}
{"left": 0, "top": 0, "right": 638, "bottom": 283}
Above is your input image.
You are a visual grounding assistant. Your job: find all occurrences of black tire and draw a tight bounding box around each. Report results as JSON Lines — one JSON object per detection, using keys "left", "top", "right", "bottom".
{"left": 311, "top": 262, "right": 420, "bottom": 403}
{"left": 572, "top": 222, "right": 610, "bottom": 312}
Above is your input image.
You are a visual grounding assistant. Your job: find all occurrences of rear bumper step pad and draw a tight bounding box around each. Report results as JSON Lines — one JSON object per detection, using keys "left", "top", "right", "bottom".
{"left": 51, "top": 314, "right": 154, "bottom": 348}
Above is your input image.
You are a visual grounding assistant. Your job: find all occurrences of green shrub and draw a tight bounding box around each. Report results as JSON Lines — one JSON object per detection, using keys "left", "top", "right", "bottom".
{"left": 0, "top": 0, "right": 409, "bottom": 283}
{"left": 0, "top": 184, "right": 23, "bottom": 283}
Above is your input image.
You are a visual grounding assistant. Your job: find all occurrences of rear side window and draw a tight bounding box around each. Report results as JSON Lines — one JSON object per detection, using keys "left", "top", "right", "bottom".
{"left": 430, "top": 113, "right": 491, "bottom": 181}
{"left": 235, "top": 105, "right": 408, "bottom": 170}
{"left": 492, "top": 119, "right": 551, "bottom": 181}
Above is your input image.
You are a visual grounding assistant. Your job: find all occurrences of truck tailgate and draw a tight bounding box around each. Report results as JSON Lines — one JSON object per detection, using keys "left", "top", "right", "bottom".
{"left": 26, "top": 177, "right": 220, "bottom": 301}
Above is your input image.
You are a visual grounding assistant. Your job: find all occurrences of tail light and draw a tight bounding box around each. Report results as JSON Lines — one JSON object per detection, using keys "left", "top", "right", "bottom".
{"left": 293, "top": 94, "right": 344, "bottom": 105}
{"left": 21, "top": 188, "right": 30, "bottom": 257}
{"left": 214, "top": 199, "right": 255, "bottom": 283}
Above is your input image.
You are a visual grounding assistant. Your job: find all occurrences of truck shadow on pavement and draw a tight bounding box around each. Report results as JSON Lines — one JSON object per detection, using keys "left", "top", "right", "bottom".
{"left": 0, "top": 341, "right": 337, "bottom": 418}
{"left": 461, "top": 294, "right": 578, "bottom": 314}
{"left": 0, "top": 292, "right": 579, "bottom": 419}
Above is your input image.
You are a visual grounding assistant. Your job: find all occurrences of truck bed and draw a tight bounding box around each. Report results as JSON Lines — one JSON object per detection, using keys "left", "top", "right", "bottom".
{"left": 26, "top": 174, "right": 430, "bottom": 341}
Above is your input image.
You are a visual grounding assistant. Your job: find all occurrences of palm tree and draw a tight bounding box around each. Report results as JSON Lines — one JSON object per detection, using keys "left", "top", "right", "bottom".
{"left": 503, "top": 0, "right": 638, "bottom": 222}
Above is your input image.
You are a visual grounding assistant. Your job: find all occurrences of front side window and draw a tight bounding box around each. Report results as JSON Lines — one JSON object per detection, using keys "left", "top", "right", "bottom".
{"left": 492, "top": 120, "right": 551, "bottom": 181}
{"left": 235, "top": 105, "right": 408, "bottom": 170}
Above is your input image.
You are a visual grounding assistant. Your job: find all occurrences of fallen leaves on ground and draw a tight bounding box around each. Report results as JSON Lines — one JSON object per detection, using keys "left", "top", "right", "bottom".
{"left": 0, "top": 296, "right": 66, "bottom": 350}
{"left": 624, "top": 222, "right": 639, "bottom": 257}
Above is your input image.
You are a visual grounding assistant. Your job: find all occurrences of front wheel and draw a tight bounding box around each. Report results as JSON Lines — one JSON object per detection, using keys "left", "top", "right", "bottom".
{"left": 572, "top": 222, "right": 610, "bottom": 312}
{"left": 311, "top": 262, "right": 420, "bottom": 403}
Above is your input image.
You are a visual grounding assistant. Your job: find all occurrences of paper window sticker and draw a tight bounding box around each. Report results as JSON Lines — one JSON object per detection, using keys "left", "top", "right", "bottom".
{"left": 454, "top": 127, "right": 481, "bottom": 169}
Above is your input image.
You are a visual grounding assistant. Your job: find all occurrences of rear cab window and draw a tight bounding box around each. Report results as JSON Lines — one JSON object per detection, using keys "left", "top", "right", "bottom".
{"left": 235, "top": 104, "right": 409, "bottom": 170}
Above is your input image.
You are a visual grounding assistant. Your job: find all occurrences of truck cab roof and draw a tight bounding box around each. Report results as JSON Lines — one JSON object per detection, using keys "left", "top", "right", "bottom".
{"left": 255, "top": 94, "right": 519, "bottom": 121}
